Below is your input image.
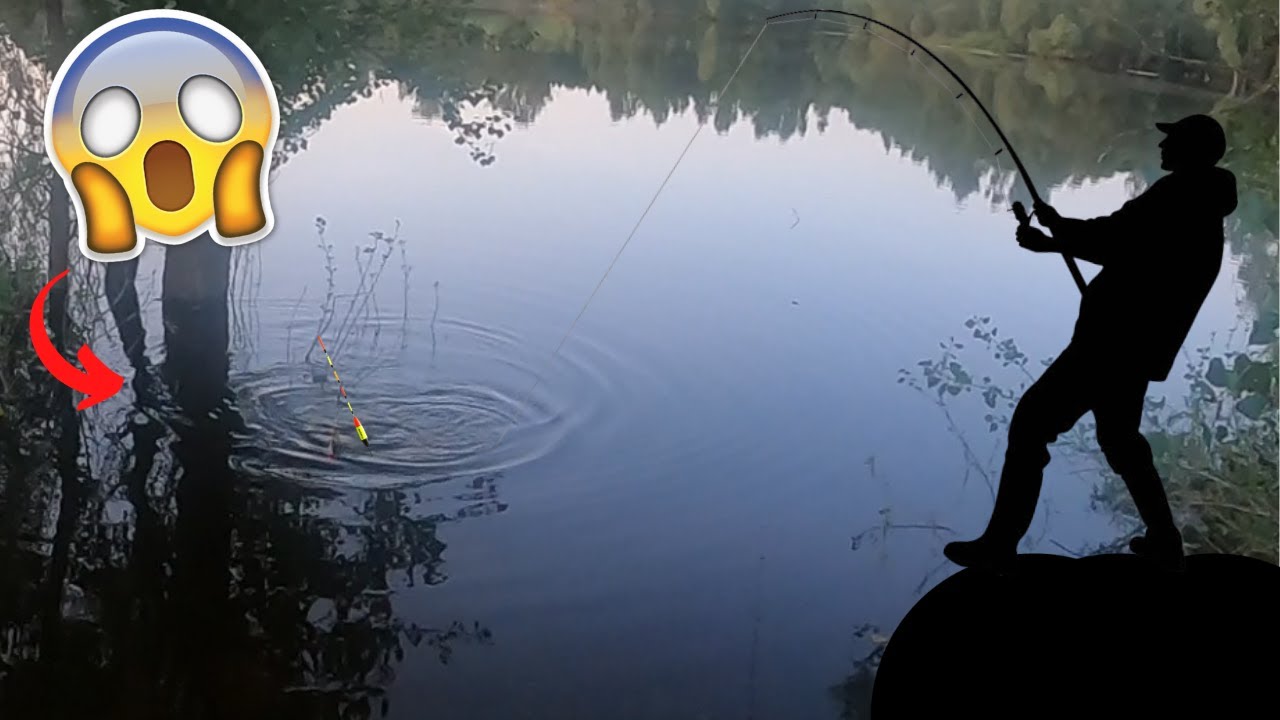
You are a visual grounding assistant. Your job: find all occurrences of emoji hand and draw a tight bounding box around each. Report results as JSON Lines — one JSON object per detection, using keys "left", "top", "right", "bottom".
{"left": 1017, "top": 225, "right": 1057, "bottom": 253}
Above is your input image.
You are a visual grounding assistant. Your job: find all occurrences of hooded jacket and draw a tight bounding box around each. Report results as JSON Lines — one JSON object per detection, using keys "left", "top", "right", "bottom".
{"left": 1051, "top": 165, "right": 1238, "bottom": 382}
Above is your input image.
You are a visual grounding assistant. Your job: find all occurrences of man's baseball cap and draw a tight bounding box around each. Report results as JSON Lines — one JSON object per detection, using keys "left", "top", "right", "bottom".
{"left": 1156, "top": 113, "right": 1226, "bottom": 164}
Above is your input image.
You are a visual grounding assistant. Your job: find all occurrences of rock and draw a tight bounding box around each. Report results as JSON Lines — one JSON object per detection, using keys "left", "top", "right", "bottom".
{"left": 872, "top": 553, "right": 1280, "bottom": 718}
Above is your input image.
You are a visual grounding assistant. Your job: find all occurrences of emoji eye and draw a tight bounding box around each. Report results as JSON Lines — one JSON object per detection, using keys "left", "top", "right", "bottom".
{"left": 178, "top": 75, "right": 242, "bottom": 142}
{"left": 81, "top": 86, "right": 140, "bottom": 158}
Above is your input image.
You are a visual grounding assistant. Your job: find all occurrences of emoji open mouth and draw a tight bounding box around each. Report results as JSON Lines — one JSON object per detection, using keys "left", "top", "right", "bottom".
{"left": 144, "top": 140, "right": 195, "bottom": 211}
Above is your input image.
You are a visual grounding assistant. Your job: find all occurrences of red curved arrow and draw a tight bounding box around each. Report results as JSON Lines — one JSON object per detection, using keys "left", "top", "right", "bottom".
{"left": 30, "top": 269, "right": 123, "bottom": 411}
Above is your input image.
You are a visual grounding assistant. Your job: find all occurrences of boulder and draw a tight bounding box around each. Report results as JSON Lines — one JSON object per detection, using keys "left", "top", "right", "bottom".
{"left": 872, "top": 553, "right": 1280, "bottom": 718}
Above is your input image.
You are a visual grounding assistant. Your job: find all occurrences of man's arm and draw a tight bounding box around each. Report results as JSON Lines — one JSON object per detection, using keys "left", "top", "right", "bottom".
{"left": 1035, "top": 195, "right": 1148, "bottom": 266}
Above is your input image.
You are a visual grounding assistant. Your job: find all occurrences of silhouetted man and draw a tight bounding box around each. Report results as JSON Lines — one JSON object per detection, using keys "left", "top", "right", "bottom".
{"left": 945, "top": 114, "right": 1238, "bottom": 572}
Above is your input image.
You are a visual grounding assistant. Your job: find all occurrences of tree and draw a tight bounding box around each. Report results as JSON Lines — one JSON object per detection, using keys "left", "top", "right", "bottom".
{"left": 1193, "top": 0, "right": 1280, "bottom": 96}
{"left": 1028, "top": 13, "right": 1084, "bottom": 59}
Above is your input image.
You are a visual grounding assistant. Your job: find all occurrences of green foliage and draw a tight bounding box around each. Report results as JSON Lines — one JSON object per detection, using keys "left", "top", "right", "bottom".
{"left": 1122, "top": 338, "right": 1279, "bottom": 560}
{"left": 900, "top": 317, "right": 1030, "bottom": 438}
{"left": 1028, "top": 13, "right": 1083, "bottom": 58}
{"left": 800, "top": 0, "right": 1279, "bottom": 86}
{"left": 1193, "top": 0, "right": 1279, "bottom": 93}
{"left": 1000, "top": 0, "right": 1044, "bottom": 41}
{"left": 25, "top": 0, "right": 525, "bottom": 170}
{"left": 904, "top": 316, "right": 1279, "bottom": 563}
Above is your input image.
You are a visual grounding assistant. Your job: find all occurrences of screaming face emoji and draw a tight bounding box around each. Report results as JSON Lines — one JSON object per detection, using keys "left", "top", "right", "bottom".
{"left": 44, "top": 10, "right": 279, "bottom": 262}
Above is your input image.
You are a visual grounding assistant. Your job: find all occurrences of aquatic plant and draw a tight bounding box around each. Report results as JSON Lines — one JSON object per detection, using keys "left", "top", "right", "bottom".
{"left": 901, "top": 314, "right": 1279, "bottom": 563}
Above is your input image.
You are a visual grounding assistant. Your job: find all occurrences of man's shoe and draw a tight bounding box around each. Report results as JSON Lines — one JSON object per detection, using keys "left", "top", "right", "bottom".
{"left": 1129, "top": 533, "right": 1187, "bottom": 573}
{"left": 944, "top": 537, "right": 1016, "bottom": 573}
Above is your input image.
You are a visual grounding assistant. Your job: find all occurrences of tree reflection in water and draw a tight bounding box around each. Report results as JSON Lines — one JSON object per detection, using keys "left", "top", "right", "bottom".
{"left": 0, "top": 2, "right": 1273, "bottom": 718}
{"left": 1, "top": 235, "right": 496, "bottom": 719}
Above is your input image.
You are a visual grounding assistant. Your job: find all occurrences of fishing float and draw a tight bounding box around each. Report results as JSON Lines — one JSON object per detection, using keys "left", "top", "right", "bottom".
{"left": 317, "top": 335, "right": 368, "bottom": 446}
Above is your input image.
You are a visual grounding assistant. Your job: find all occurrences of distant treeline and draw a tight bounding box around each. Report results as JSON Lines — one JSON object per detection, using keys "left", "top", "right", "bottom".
{"left": 1, "top": 1, "right": 1274, "bottom": 323}
{"left": 493, "top": 0, "right": 1278, "bottom": 95}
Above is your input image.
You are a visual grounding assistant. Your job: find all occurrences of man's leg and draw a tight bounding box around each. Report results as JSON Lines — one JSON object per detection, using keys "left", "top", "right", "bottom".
{"left": 1093, "top": 375, "right": 1184, "bottom": 568}
{"left": 945, "top": 346, "right": 1092, "bottom": 567}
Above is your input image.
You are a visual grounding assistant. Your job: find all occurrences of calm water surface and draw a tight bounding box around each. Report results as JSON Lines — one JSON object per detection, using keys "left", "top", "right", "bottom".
{"left": 1, "top": 7, "right": 1273, "bottom": 719}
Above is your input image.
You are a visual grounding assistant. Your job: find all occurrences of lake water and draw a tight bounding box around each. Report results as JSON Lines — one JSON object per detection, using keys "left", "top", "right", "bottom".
{"left": 1, "top": 6, "right": 1274, "bottom": 719}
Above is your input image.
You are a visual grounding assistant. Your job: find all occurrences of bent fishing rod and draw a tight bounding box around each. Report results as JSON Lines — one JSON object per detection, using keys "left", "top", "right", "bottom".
{"left": 768, "top": 8, "right": 1086, "bottom": 293}
{"left": 488, "top": 8, "right": 1090, "bottom": 451}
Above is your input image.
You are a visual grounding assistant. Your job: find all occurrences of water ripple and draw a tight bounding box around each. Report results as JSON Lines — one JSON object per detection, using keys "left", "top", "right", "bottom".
{"left": 229, "top": 315, "right": 624, "bottom": 489}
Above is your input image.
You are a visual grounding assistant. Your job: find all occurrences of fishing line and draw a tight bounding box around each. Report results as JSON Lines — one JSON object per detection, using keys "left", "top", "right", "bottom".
{"left": 552, "top": 22, "right": 770, "bottom": 359}
{"left": 484, "top": 23, "right": 768, "bottom": 451}
{"left": 480, "top": 8, "right": 1084, "bottom": 456}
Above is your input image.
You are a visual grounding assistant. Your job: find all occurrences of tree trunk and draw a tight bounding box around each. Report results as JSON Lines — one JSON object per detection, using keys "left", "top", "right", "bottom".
{"left": 44, "top": 0, "right": 71, "bottom": 351}
{"left": 36, "top": 7, "right": 84, "bottom": 709}
{"left": 105, "top": 260, "right": 146, "bottom": 369}
{"left": 161, "top": 234, "right": 243, "bottom": 715}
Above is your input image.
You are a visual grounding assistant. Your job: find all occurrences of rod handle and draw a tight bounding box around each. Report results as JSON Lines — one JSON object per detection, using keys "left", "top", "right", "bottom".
{"left": 1012, "top": 201, "right": 1032, "bottom": 227}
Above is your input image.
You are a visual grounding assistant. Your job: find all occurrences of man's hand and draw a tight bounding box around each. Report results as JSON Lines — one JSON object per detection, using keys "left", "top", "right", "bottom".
{"left": 1033, "top": 200, "right": 1063, "bottom": 230}
{"left": 1017, "top": 225, "right": 1058, "bottom": 253}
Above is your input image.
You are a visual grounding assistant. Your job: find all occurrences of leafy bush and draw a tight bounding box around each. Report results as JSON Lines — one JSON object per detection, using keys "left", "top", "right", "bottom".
{"left": 903, "top": 315, "right": 1279, "bottom": 562}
